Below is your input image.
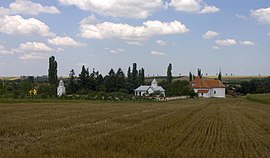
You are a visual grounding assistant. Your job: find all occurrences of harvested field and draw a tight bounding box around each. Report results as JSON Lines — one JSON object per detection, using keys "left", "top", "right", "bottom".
{"left": 1, "top": 98, "right": 270, "bottom": 157}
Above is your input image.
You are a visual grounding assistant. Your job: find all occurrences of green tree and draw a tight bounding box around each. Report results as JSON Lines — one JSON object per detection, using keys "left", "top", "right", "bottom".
{"left": 132, "top": 63, "right": 139, "bottom": 88}
{"left": 197, "top": 68, "right": 202, "bottom": 78}
{"left": 68, "top": 69, "right": 77, "bottom": 94}
{"left": 167, "top": 63, "right": 172, "bottom": 83}
{"left": 139, "top": 68, "right": 145, "bottom": 85}
{"left": 78, "top": 65, "right": 88, "bottom": 93}
{"left": 189, "top": 72, "right": 193, "bottom": 81}
{"left": 218, "top": 72, "right": 222, "bottom": 81}
{"left": 48, "top": 56, "right": 58, "bottom": 85}
{"left": 48, "top": 56, "right": 58, "bottom": 96}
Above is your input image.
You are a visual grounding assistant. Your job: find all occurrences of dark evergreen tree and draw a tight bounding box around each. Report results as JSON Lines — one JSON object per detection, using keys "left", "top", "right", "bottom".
{"left": 68, "top": 69, "right": 77, "bottom": 94}
{"left": 116, "top": 68, "right": 125, "bottom": 90}
{"left": 189, "top": 72, "right": 193, "bottom": 81}
{"left": 48, "top": 56, "right": 58, "bottom": 85}
{"left": 198, "top": 68, "right": 202, "bottom": 78}
{"left": 132, "top": 63, "right": 139, "bottom": 88}
{"left": 78, "top": 65, "right": 88, "bottom": 91}
{"left": 139, "top": 68, "right": 145, "bottom": 85}
{"left": 167, "top": 63, "right": 173, "bottom": 83}
{"left": 105, "top": 69, "right": 117, "bottom": 92}
{"left": 218, "top": 72, "right": 222, "bottom": 81}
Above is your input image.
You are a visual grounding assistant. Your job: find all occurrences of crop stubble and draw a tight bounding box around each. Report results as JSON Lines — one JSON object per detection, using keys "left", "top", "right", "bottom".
{"left": 1, "top": 98, "right": 270, "bottom": 157}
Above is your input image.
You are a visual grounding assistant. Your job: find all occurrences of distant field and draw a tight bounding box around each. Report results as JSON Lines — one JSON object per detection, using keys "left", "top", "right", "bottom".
{"left": 247, "top": 93, "right": 270, "bottom": 105}
{"left": 1, "top": 98, "right": 270, "bottom": 157}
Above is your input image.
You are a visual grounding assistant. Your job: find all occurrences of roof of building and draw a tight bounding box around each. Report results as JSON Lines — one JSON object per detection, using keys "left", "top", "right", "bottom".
{"left": 134, "top": 86, "right": 151, "bottom": 91}
{"left": 192, "top": 76, "right": 225, "bottom": 89}
{"left": 197, "top": 90, "right": 209, "bottom": 93}
{"left": 135, "top": 79, "right": 165, "bottom": 92}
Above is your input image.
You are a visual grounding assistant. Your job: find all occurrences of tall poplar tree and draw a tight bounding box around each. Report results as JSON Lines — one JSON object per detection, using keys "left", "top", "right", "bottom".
{"left": 167, "top": 63, "right": 172, "bottom": 83}
{"left": 48, "top": 56, "right": 58, "bottom": 85}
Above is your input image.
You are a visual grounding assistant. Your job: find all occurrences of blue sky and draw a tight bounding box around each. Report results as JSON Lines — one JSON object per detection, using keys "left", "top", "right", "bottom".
{"left": 0, "top": 0, "right": 269, "bottom": 77}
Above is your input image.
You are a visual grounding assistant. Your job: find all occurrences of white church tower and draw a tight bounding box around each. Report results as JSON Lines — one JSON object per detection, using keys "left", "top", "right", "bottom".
{"left": 57, "top": 80, "right": 66, "bottom": 97}
{"left": 151, "top": 78, "right": 158, "bottom": 88}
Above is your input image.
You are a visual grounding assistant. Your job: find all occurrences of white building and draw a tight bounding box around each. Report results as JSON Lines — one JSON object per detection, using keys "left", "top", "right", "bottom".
{"left": 57, "top": 80, "right": 66, "bottom": 97}
{"left": 191, "top": 76, "right": 225, "bottom": 98}
{"left": 134, "top": 79, "right": 165, "bottom": 97}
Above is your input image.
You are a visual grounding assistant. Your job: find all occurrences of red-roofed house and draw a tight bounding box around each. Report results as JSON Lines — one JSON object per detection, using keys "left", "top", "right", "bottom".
{"left": 191, "top": 77, "right": 226, "bottom": 98}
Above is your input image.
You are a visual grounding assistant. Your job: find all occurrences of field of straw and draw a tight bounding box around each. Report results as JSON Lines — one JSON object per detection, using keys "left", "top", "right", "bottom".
{"left": 1, "top": 98, "right": 270, "bottom": 157}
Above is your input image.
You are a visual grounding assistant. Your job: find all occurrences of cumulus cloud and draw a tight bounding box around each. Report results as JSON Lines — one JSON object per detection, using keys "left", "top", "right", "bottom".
{"left": 202, "top": 31, "right": 219, "bottom": 39}
{"left": 79, "top": 20, "right": 189, "bottom": 42}
{"left": 0, "top": 45, "right": 13, "bottom": 55}
{"left": 200, "top": 6, "right": 220, "bottom": 14}
{"left": 251, "top": 7, "right": 270, "bottom": 24}
{"left": 19, "top": 53, "right": 45, "bottom": 60}
{"left": 156, "top": 40, "right": 167, "bottom": 45}
{"left": 215, "top": 39, "right": 237, "bottom": 46}
{"left": 0, "top": 0, "right": 60, "bottom": 16}
{"left": 58, "top": 0, "right": 163, "bottom": 19}
{"left": 17, "top": 42, "right": 53, "bottom": 52}
{"left": 169, "top": 0, "right": 219, "bottom": 14}
{"left": 48, "top": 36, "right": 86, "bottom": 47}
{"left": 126, "top": 41, "right": 144, "bottom": 46}
{"left": 106, "top": 48, "right": 125, "bottom": 54}
{"left": 235, "top": 14, "right": 247, "bottom": 20}
{"left": 239, "top": 41, "right": 255, "bottom": 46}
{"left": 212, "top": 46, "right": 220, "bottom": 50}
{"left": 0, "top": 15, "right": 55, "bottom": 37}
{"left": 150, "top": 50, "right": 166, "bottom": 56}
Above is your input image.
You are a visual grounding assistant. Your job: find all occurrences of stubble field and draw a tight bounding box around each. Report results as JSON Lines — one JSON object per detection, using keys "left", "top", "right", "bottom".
{"left": 1, "top": 98, "right": 270, "bottom": 157}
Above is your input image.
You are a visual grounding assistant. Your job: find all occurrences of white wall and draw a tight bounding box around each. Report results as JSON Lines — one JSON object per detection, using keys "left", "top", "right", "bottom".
{"left": 211, "top": 88, "right": 225, "bottom": 98}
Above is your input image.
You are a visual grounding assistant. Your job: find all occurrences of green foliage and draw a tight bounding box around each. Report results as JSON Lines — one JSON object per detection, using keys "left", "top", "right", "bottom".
{"left": 237, "top": 77, "right": 270, "bottom": 94}
{"left": 198, "top": 68, "right": 202, "bottom": 78}
{"left": 48, "top": 56, "right": 58, "bottom": 86}
{"left": 68, "top": 69, "right": 78, "bottom": 94}
{"left": 167, "top": 63, "right": 172, "bottom": 83}
{"left": 189, "top": 72, "right": 193, "bottom": 81}
{"left": 166, "top": 80, "right": 191, "bottom": 97}
{"left": 218, "top": 72, "right": 222, "bottom": 81}
{"left": 247, "top": 94, "right": 270, "bottom": 105}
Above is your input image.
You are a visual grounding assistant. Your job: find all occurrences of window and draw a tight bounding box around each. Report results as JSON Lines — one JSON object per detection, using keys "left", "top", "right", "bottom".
{"left": 214, "top": 91, "right": 216, "bottom": 94}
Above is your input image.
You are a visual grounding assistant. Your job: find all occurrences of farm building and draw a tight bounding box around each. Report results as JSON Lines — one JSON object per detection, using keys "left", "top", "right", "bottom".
{"left": 191, "top": 76, "right": 225, "bottom": 98}
{"left": 134, "top": 79, "right": 165, "bottom": 97}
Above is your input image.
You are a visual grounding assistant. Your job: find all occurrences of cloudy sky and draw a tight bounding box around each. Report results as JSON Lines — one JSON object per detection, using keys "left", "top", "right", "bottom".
{"left": 0, "top": 0, "right": 269, "bottom": 77}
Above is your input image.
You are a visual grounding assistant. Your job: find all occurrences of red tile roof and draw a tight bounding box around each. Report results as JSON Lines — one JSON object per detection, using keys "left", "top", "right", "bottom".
{"left": 192, "top": 76, "right": 225, "bottom": 89}
{"left": 197, "top": 90, "right": 209, "bottom": 93}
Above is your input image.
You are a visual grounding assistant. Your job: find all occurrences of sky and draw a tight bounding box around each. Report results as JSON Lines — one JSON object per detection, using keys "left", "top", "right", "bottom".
{"left": 0, "top": 0, "right": 269, "bottom": 77}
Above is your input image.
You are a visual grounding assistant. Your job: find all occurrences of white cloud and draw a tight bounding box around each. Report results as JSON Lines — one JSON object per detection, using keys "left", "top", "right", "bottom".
{"left": 48, "top": 36, "right": 86, "bottom": 47}
{"left": 17, "top": 42, "right": 53, "bottom": 52}
{"left": 239, "top": 40, "right": 255, "bottom": 46}
{"left": 0, "top": 0, "right": 60, "bottom": 16}
{"left": 150, "top": 50, "right": 166, "bottom": 56}
{"left": 0, "top": 15, "right": 55, "bottom": 37}
{"left": 0, "top": 45, "right": 13, "bottom": 55}
{"left": 268, "top": 32, "right": 270, "bottom": 36}
{"left": 215, "top": 39, "right": 237, "bottom": 46}
{"left": 79, "top": 20, "right": 189, "bottom": 42}
{"left": 58, "top": 0, "right": 163, "bottom": 19}
{"left": 202, "top": 31, "right": 219, "bottom": 39}
{"left": 212, "top": 46, "right": 220, "bottom": 50}
{"left": 19, "top": 53, "right": 46, "bottom": 60}
{"left": 56, "top": 48, "right": 65, "bottom": 52}
{"left": 235, "top": 14, "right": 247, "bottom": 20}
{"left": 126, "top": 41, "right": 144, "bottom": 46}
{"left": 169, "top": 0, "right": 219, "bottom": 14}
{"left": 108, "top": 48, "right": 125, "bottom": 54}
{"left": 156, "top": 40, "right": 167, "bottom": 45}
{"left": 200, "top": 6, "right": 220, "bottom": 14}
{"left": 251, "top": 7, "right": 270, "bottom": 24}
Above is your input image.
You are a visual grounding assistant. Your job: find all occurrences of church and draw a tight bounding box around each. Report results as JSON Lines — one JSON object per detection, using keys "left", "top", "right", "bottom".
{"left": 134, "top": 79, "right": 166, "bottom": 97}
